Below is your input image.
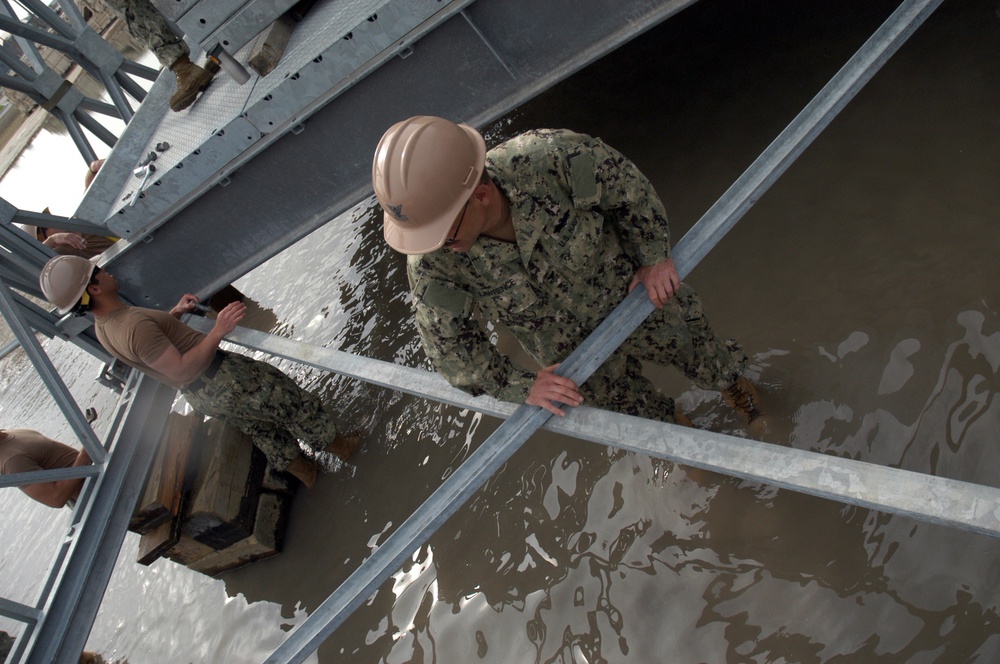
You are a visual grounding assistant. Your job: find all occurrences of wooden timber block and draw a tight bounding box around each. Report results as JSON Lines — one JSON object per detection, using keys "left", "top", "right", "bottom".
{"left": 188, "top": 492, "right": 290, "bottom": 576}
{"left": 129, "top": 411, "right": 203, "bottom": 534}
{"left": 164, "top": 533, "right": 215, "bottom": 567}
{"left": 181, "top": 419, "right": 266, "bottom": 549}
{"left": 247, "top": 15, "right": 295, "bottom": 78}
{"left": 136, "top": 517, "right": 179, "bottom": 566}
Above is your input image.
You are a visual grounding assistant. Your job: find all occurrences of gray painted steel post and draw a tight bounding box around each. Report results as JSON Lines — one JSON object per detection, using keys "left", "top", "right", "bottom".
{"left": 25, "top": 376, "right": 173, "bottom": 664}
{"left": 265, "top": 0, "right": 945, "bottom": 661}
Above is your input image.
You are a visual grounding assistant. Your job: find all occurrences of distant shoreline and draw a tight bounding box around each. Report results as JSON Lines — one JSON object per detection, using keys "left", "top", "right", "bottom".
{"left": 0, "top": 100, "right": 51, "bottom": 178}
{"left": 0, "top": 25, "right": 149, "bottom": 178}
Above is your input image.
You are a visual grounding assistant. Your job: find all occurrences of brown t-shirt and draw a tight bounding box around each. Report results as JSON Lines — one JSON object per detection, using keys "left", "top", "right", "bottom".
{"left": 0, "top": 429, "right": 79, "bottom": 476}
{"left": 95, "top": 306, "right": 207, "bottom": 388}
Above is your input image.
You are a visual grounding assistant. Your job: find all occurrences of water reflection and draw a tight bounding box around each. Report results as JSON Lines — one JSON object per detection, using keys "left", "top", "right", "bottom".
{"left": 318, "top": 297, "right": 1000, "bottom": 663}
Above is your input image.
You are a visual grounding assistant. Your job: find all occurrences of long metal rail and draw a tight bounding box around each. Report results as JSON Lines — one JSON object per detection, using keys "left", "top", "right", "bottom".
{"left": 254, "top": 0, "right": 946, "bottom": 660}
{"left": 195, "top": 319, "right": 1000, "bottom": 541}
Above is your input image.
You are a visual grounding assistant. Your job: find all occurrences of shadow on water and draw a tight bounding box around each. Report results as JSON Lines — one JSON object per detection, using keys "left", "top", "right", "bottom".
{"left": 206, "top": 0, "right": 1000, "bottom": 661}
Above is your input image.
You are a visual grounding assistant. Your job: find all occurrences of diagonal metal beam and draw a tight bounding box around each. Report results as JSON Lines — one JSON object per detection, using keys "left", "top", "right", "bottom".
{"left": 24, "top": 376, "right": 174, "bottom": 664}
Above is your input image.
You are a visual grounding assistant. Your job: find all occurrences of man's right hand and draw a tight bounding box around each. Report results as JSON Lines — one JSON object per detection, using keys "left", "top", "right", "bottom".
{"left": 213, "top": 301, "right": 247, "bottom": 336}
{"left": 526, "top": 363, "right": 584, "bottom": 416}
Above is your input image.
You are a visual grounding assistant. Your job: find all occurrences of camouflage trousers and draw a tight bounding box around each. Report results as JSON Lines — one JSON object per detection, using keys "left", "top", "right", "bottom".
{"left": 541, "top": 284, "right": 746, "bottom": 424}
{"left": 102, "top": 0, "right": 189, "bottom": 68}
{"left": 181, "top": 353, "right": 339, "bottom": 471}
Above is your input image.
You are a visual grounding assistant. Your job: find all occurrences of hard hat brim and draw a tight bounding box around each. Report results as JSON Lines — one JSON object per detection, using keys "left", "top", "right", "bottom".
{"left": 382, "top": 123, "right": 486, "bottom": 255}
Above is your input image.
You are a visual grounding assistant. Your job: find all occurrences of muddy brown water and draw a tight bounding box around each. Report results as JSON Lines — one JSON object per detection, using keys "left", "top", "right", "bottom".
{"left": 1, "top": 0, "right": 997, "bottom": 661}
{"left": 215, "top": 0, "right": 1000, "bottom": 661}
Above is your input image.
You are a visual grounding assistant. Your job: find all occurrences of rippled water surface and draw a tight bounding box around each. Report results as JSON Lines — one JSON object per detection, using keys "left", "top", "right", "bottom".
{"left": 2, "top": 0, "right": 998, "bottom": 661}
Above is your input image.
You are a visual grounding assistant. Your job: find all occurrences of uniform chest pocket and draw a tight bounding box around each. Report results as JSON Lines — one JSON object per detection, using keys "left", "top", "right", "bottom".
{"left": 549, "top": 210, "right": 605, "bottom": 274}
{"left": 413, "top": 278, "right": 474, "bottom": 337}
{"left": 478, "top": 271, "right": 540, "bottom": 322}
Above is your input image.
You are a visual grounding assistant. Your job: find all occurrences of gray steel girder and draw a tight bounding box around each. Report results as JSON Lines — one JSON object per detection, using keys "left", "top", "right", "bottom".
{"left": 103, "top": 0, "right": 695, "bottom": 309}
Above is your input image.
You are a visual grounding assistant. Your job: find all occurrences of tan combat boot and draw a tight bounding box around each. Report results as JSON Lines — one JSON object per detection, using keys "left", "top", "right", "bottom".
{"left": 673, "top": 410, "right": 694, "bottom": 428}
{"left": 285, "top": 455, "right": 318, "bottom": 488}
{"left": 169, "top": 55, "right": 215, "bottom": 112}
{"left": 326, "top": 431, "right": 363, "bottom": 460}
{"left": 722, "top": 376, "right": 765, "bottom": 426}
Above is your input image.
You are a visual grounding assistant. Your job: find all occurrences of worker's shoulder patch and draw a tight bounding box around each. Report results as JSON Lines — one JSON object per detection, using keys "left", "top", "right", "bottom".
{"left": 417, "top": 278, "right": 472, "bottom": 316}
{"left": 568, "top": 151, "right": 598, "bottom": 205}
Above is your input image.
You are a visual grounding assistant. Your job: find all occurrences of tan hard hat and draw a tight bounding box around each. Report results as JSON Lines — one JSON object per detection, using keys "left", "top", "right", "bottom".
{"left": 372, "top": 116, "right": 486, "bottom": 254}
{"left": 39, "top": 255, "right": 95, "bottom": 315}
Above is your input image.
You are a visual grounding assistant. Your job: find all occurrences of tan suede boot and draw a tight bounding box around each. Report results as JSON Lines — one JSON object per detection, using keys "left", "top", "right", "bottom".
{"left": 673, "top": 410, "right": 694, "bottom": 428}
{"left": 722, "top": 376, "right": 770, "bottom": 438}
{"left": 325, "top": 431, "right": 363, "bottom": 460}
{"left": 285, "top": 455, "right": 318, "bottom": 488}
{"left": 169, "top": 55, "right": 215, "bottom": 112}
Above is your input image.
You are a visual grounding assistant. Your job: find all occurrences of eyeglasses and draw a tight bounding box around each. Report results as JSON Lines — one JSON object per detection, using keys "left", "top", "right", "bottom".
{"left": 89, "top": 266, "right": 102, "bottom": 285}
{"left": 443, "top": 198, "right": 471, "bottom": 247}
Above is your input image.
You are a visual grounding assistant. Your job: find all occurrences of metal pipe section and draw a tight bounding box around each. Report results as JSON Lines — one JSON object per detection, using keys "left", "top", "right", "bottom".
{"left": 75, "top": 96, "right": 121, "bottom": 118}
{"left": 264, "top": 0, "right": 945, "bottom": 660}
{"left": 73, "top": 108, "right": 119, "bottom": 148}
{"left": 117, "top": 58, "right": 159, "bottom": 81}
{"left": 0, "top": 14, "right": 80, "bottom": 57}
{"left": 97, "top": 69, "right": 135, "bottom": 123}
{"left": 113, "top": 70, "right": 148, "bottom": 104}
{"left": 207, "top": 320, "right": 1000, "bottom": 538}
{"left": 15, "top": 0, "right": 78, "bottom": 40}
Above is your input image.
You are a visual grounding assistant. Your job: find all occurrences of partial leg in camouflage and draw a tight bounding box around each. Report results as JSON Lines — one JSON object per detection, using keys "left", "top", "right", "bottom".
{"left": 627, "top": 283, "right": 764, "bottom": 425}
{"left": 101, "top": 0, "right": 188, "bottom": 67}
{"left": 181, "top": 353, "right": 340, "bottom": 471}
{"left": 101, "top": 0, "right": 214, "bottom": 111}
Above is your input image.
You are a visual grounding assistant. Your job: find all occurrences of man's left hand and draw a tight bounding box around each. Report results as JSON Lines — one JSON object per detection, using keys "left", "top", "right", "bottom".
{"left": 629, "top": 258, "right": 679, "bottom": 308}
{"left": 170, "top": 293, "right": 200, "bottom": 318}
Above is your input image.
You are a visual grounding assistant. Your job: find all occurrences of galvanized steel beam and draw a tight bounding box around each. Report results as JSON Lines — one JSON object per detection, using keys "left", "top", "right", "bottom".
{"left": 200, "top": 320, "right": 1000, "bottom": 541}
{"left": 0, "top": 284, "right": 106, "bottom": 464}
{"left": 24, "top": 376, "right": 174, "bottom": 664}
{"left": 100, "top": 0, "right": 697, "bottom": 310}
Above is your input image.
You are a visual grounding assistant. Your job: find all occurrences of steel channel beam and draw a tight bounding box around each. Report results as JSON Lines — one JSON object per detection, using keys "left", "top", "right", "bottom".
{"left": 102, "top": 0, "right": 697, "bottom": 310}
{"left": 24, "top": 376, "right": 175, "bottom": 664}
{"left": 261, "top": 0, "right": 946, "bottom": 660}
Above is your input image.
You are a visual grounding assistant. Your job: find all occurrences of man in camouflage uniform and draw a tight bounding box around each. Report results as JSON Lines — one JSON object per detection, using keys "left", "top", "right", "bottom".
{"left": 101, "top": 0, "right": 214, "bottom": 111}
{"left": 38, "top": 256, "right": 360, "bottom": 487}
{"left": 372, "top": 116, "right": 761, "bottom": 426}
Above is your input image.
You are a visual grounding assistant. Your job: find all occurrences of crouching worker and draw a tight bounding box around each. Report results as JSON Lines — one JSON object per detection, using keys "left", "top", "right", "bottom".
{"left": 0, "top": 428, "right": 92, "bottom": 508}
{"left": 372, "top": 116, "right": 764, "bottom": 428}
{"left": 39, "top": 256, "right": 361, "bottom": 487}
